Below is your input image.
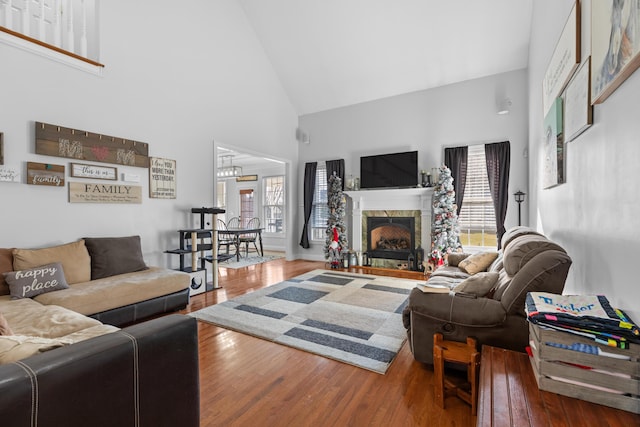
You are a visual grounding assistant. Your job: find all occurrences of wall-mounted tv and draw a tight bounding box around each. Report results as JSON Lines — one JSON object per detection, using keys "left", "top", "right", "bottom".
{"left": 360, "top": 151, "right": 418, "bottom": 189}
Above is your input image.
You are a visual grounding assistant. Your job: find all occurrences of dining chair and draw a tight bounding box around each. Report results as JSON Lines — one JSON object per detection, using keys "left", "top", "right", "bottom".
{"left": 239, "top": 217, "right": 260, "bottom": 257}
{"left": 226, "top": 217, "right": 240, "bottom": 229}
{"left": 216, "top": 218, "right": 235, "bottom": 254}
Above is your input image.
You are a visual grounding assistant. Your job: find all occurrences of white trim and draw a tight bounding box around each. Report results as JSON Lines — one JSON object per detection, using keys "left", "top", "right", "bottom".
{"left": 0, "top": 30, "right": 103, "bottom": 75}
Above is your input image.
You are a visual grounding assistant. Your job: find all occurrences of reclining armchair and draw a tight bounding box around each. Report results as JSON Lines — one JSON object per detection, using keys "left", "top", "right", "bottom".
{"left": 402, "top": 227, "right": 572, "bottom": 364}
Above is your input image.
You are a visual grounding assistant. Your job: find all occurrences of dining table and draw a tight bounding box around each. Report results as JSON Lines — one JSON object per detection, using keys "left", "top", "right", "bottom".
{"left": 218, "top": 227, "right": 264, "bottom": 262}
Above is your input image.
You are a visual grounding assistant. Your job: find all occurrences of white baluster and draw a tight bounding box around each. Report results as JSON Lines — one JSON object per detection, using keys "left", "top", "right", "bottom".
{"left": 66, "top": 0, "right": 74, "bottom": 53}
{"left": 38, "top": 0, "right": 45, "bottom": 41}
{"left": 3, "top": 0, "right": 12, "bottom": 30}
{"left": 53, "top": 0, "right": 61, "bottom": 47}
{"left": 79, "top": 0, "right": 87, "bottom": 57}
{"left": 22, "top": 0, "right": 30, "bottom": 36}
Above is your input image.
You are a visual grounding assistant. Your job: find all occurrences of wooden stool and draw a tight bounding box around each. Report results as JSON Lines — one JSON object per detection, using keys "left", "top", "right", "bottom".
{"left": 433, "top": 333, "right": 480, "bottom": 415}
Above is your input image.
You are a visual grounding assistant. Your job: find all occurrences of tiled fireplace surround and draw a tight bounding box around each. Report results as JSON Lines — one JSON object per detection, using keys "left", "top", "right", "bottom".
{"left": 344, "top": 188, "right": 433, "bottom": 265}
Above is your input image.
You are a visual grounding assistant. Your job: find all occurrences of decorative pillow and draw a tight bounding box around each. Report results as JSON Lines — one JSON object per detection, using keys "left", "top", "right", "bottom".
{"left": 12, "top": 240, "right": 91, "bottom": 285}
{"left": 0, "top": 248, "right": 14, "bottom": 296}
{"left": 446, "top": 253, "right": 471, "bottom": 267}
{"left": 0, "top": 312, "right": 13, "bottom": 336}
{"left": 83, "top": 236, "right": 148, "bottom": 280}
{"left": 4, "top": 262, "right": 69, "bottom": 299}
{"left": 453, "top": 272, "right": 499, "bottom": 297}
{"left": 458, "top": 251, "right": 499, "bottom": 275}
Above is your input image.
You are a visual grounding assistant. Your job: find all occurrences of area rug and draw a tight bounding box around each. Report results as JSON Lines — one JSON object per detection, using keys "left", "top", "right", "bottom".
{"left": 189, "top": 269, "right": 422, "bottom": 374}
{"left": 218, "top": 254, "right": 284, "bottom": 269}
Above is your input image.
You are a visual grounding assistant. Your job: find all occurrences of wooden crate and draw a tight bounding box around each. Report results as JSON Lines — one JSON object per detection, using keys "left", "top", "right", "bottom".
{"left": 529, "top": 322, "right": 640, "bottom": 414}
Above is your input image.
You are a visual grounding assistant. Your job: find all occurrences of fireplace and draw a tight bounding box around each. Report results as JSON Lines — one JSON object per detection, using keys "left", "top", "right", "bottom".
{"left": 366, "top": 217, "right": 415, "bottom": 260}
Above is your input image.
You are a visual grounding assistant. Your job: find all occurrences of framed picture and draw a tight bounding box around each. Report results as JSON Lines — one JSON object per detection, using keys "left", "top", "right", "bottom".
{"left": 563, "top": 57, "right": 593, "bottom": 142}
{"left": 236, "top": 174, "right": 258, "bottom": 182}
{"left": 543, "top": 1, "right": 580, "bottom": 114}
{"left": 0, "top": 132, "right": 3, "bottom": 165}
{"left": 591, "top": 1, "right": 640, "bottom": 104}
{"left": 149, "top": 157, "right": 177, "bottom": 199}
{"left": 543, "top": 98, "right": 565, "bottom": 189}
{"left": 70, "top": 163, "right": 117, "bottom": 180}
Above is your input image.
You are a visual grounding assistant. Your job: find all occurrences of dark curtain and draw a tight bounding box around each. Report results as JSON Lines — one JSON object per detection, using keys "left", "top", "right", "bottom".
{"left": 299, "top": 162, "right": 317, "bottom": 249}
{"left": 485, "top": 141, "right": 511, "bottom": 249}
{"left": 325, "top": 159, "right": 345, "bottom": 190}
{"left": 444, "top": 147, "right": 468, "bottom": 216}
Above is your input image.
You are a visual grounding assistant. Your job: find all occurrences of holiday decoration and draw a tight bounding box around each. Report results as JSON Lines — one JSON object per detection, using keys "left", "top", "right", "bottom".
{"left": 430, "top": 165, "right": 462, "bottom": 266}
{"left": 324, "top": 173, "right": 348, "bottom": 268}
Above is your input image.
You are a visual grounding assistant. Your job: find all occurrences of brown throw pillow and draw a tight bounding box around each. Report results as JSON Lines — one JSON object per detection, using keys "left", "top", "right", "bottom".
{"left": 458, "top": 251, "right": 499, "bottom": 275}
{"left": 0, "top": 312, "right": 13, "bottom": 336}
{"left": 12, "top": 240, "right": 91, "bottom": 285}
{"left": 83, "top": 236, "right": 148, "bottom": 280}
{"left": 453, "top": 272, "right": 500, "bottom": 297}
{"left": 0, "top": 248, "right": 14, "bottom": 296}
{"left": 4, "top": 262, "right": 70, "bottom": 299}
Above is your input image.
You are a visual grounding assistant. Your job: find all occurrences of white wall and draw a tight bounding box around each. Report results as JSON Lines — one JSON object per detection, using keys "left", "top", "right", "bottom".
{"left": 0, "top": 0, "right": 298, "bottom": 267}
{"left": 529, "top": 0, "right": 640, "bottom": 321}
{"left": 297, "top": 69, "right": 529, "bottom": 260}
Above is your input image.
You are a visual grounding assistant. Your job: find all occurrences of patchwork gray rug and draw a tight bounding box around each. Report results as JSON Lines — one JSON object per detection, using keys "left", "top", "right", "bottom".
{"left": 190, "top": 269, "right": 422, "bottom": 374}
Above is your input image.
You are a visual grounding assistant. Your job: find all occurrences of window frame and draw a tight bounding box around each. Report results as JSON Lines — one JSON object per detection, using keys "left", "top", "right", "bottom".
{"left": 262, "top": 174, "right": 285, "bottom": 234}
{"left": 310, "top": 162, "right": 328, "bottom": 242}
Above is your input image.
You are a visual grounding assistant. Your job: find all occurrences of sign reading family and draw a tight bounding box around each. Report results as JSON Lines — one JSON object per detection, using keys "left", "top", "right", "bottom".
{"left": 149, "top": 157, "right": 177, "bottom": 199}
{"left": 27, "top": 162, "right": 65, "bottom": 187}
{"left": 69, "top": 182, "right": 142, "bottom": 204}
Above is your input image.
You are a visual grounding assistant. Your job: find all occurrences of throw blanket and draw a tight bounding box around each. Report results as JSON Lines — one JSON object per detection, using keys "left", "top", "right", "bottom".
{"left": 525, "top": 292, "right": 640, "bottom": 348}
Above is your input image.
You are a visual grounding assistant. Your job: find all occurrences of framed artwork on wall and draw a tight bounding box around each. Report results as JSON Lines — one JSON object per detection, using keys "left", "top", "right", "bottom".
{"left": 543, "top": 1, "right": 580, "bottom": 114}
{"left": 591, "top": 0, "right": 640, "bottom": 104}
{"left": 563, "top": 57, "right": 593, "bottom": 142}
{"left": 0, "top": 132, "right": 3, "bottom": 165}
{"left": 149, "top": 157, "right": 177, "bottom": 199}
{"left": 543, "top": 98, "right": 565, "bottom": 189}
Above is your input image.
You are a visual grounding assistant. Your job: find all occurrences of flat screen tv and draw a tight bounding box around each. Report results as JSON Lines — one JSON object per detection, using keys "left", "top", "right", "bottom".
{"left": 360, "top": 151, "right": 418, "bottom": 189}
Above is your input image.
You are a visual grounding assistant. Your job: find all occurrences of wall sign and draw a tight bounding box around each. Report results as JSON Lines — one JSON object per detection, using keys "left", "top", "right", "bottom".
{"left": 0, "top": 166, "right": 20, "bottom": 183}
{"left": 69, "top": 182, "right": 142, "bottom": 204}
{"left": 70, "top": 163, "right": 117, "bottom": 180}
{"left": 27, "top": 162, "right": 65, "bottom": 186}
{"left": 563, "top": 57, "right": 593, "bottom": 142}
{"left": 236, "top": 174, "right": 258, "bottom": 182}
{"left": 149, "top": 157, "right": 176, "bottom": 199}
{"left": 35, "top": 122, "right": 150, "bottom": 168}
{"left": 591, "top": 0, "right": 640, "bottom": 104}
{"left": 542, "top": 1, "right": 580, "bottom": 114}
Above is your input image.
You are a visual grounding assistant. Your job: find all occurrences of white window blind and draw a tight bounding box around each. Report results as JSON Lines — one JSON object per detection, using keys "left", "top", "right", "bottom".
{"left": 458, "top": 145, "right": 497, "bottom": 248}
{"left": 311, "top": 162, "right": 328, "bottom": 240}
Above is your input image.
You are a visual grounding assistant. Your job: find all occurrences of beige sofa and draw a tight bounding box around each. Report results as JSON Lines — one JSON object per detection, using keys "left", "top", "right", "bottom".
{"left": 1, "top": 236, "right": 190, "bottom": 327}
{"left": 402, "top": 227, "right": 572, "bottom": 364}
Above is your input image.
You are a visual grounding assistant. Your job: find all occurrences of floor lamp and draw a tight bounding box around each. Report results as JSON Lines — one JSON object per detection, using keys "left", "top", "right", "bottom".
{"left": 514, "top": 191, "right": 526, "bottom": 226}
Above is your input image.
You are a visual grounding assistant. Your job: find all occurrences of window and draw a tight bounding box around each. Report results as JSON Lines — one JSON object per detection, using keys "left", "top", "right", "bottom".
{"left": 458, "top": 145, "right": 497, "bottom": 248}
{"left": 239, "top": 189, "right": 254, "bottom": 227}
{"left": 263, "top": 175, "right": 284, "bottom": 233}
{"left": 311, "top": 162, "right": 328, "bottom": 240}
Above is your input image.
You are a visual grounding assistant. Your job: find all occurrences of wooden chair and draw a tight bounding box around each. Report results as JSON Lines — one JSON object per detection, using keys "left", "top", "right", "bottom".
{"left": 239, "top": 217, "right": 260, "bottom": 257}
{"left": 226, "top": 217, "right": 240, "bottom": 229}
{"left": 433, "top": 333, "right": 480, "bottom": 415}
{"left": 216, "top": 218, "right": 235, "bottom": 255}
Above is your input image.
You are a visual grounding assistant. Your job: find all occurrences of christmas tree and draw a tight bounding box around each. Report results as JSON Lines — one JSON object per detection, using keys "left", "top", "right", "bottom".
{"left": 324, "top": 173, "right": 348, "bottom": 267}
{"left": 430, "top": 165, "right": 461, "bottom": 265}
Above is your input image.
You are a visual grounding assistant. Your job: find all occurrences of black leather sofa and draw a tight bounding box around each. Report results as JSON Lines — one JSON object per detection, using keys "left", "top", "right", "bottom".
{"left": 0, "top": 314, "right": 199, "bottom": 427}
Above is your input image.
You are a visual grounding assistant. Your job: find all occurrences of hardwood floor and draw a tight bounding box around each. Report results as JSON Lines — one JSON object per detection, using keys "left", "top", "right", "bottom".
{"left": 179, "top": 259, "right": 476, "bottom": 427}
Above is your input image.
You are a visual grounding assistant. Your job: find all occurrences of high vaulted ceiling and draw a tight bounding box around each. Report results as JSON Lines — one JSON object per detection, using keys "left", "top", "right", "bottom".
{"left": 239, "top": 0, "right": 533, "bottom": 116}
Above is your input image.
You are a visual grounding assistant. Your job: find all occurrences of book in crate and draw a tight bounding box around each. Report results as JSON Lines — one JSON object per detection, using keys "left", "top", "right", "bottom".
{"left": 529, "top": 322, "right": 640, "bottom": 414}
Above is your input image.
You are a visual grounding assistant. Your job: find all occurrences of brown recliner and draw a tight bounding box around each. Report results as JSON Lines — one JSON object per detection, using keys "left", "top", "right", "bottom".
{"left": 402, "top": 227, "right": 572, "bottom": 364}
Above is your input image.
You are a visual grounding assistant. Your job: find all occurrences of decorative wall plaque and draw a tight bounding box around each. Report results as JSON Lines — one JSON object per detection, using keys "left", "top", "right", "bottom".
{"left": 0, "top": 133, "right": 4, "bottom": 165}
{"left": 0, "top": 166, "right": 20, "bottom": 183}
{"left": 69, "top": 182, "right": 142, "bottom": 204}
{"left": 27, "top": 162, "right": 65, "bottom": 186}
{"left": 35, "top": 122, "right": 150, "bottom": 168}
{"left": 236, "top": 174, "right": 258, "bottom": 182}
{"left": 71, "top": 163, "right": 117, "bottom": 180}
{"left": 149, "top": 157, "right": 176, "bottom": 199}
